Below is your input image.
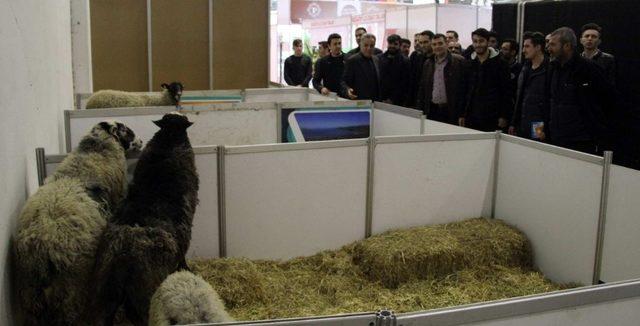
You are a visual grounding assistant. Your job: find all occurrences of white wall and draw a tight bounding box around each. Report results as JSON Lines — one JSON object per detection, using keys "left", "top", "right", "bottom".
{"left": 0, "top": 0, "right": 74, "bottom": 324}
{"left": 71, "top": 0, "right": 93, "bottom": 95}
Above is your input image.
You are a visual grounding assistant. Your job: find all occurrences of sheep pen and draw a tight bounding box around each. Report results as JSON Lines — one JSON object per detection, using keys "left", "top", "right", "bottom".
{"left": 85, "top": 82, "right": 183, "bottom": 109}
{"left": 190, "top": 218, "right": 577, "bottom": 321}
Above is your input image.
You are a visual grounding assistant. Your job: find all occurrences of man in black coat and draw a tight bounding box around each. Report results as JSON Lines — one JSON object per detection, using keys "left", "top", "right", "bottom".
{"left": 341, "top": 33, "right": 381, "bottom": 101}
{"left": 406, "top": 30, "right": 435, "bottom": 108}
{"left": 284, "top": 39, "right": 312, "bottom": 87}
{"left": 378, "top": 34, "right": 410, "bottom": 105}
{"left": 580, "top": 23, "right": 616, "bottom": 86}
{"left": 461, "top": 28, "right": 511, "bottom": 132}
{"left": 500, "top": 38, "right": 523, "bottom": 127}
{"left": 509, "top": 32, "right": 550, "bottom": 141}
{"left": 313, "top": 33, "right": 345, "bottom": 96}
{"left": 345, "top": 27, "right": 382, "bottom": 61}
{"left": 547, "top": 27, "right": 616, "bottom": 154}
{"left": 416, "top": 33, "right": 467, "bottom": 125}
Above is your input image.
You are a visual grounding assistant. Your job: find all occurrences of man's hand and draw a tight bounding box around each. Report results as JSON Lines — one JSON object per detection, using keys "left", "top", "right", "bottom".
{"left": 321, "top": 87, "right": 330, "bottom": 95}
{"left": 458, "top": 117, "right": 465, "bottom": 127}
{"left": 498, "top": 118, "right": 508, "bottom": 129}
{"left": 347, "top": 88, "right": 357, "bottom": 100}
{"left": 508, "top": 126, "right": 516, "bottom": 135}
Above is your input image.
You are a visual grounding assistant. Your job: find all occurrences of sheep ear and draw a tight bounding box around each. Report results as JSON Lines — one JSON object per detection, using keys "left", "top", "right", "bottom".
{"left": 153, "top": 119, "right": 164, "bottom": 128}
{"left": 161, "top": 83, "right": 169, "bottom": 89}
{"left": 99, "top": 121, "right": 118, "bottom": 137}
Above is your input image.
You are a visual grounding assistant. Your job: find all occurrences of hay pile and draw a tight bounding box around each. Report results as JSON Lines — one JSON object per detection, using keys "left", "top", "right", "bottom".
{"left": 190, "top": 218, "right": 574, "bottom": 321}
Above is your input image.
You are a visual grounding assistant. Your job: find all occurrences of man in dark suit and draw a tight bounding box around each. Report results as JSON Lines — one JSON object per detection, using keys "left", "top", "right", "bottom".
{"left": 341, "top": 33, "right": 381, "bottom": 101}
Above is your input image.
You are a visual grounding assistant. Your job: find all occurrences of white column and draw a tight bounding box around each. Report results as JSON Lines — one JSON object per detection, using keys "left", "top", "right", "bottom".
{"left": 70, "top": 0, "right": 93, "bottom": 96}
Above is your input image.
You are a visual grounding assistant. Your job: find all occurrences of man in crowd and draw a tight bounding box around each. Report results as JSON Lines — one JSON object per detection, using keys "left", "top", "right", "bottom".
{"left": 448, "top": 42, "right": 463, "bottom": 55}
{"left": 400, "top": 38, "right": 411, "bottom": 58}
{"left": 460, "top": 28, "right": 511, "bottom": 132}
{"left": 509, "top": 32, "right": 550, "bottom": 141}
{"left": 446, "top": 30, "right": 459, "bottom": 45}
{"left": 406, "top": 30, "right": 435, "bottom": 107}
{"left": 284, "top": 39, "right": 312, "bottom": 87}
{"left": 488, "top": 30, "right": 500, "bottom": 50}
{"left": 501, "top": 38, "right": 523, "bottom": 120}
{"left": 546, "top": 27, "right": 616, "bottom": 154}
{"left": 378, "top": 34, "right": 410, "bottom": 105}
{"left": 346, "top": 27, "right": 382, "bottom": 60}
{"left": 413, "top": 32, "right": 422, "bottom": 54}
{"left": 317, "top": 41, "right": 329, "bottom": 58}
{"left": 313, "top": 33, "right": 345, "bottom": 96}
{"left": 581, "top": 23, "right": 616, "bottom": 85}
{"left": 342, "top": 33, "right": 381, "bottom": 101}
{"left": 416, "top": 33, "right": 467, "bottom": 125}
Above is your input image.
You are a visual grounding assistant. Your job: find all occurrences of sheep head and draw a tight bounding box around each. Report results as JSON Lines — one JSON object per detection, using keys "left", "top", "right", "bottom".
{"left": 153, "top": 112, "right": 193, "bottom": 131}
{"left": 91, "top": 120, "right": 143, "bottom": 152}
{"left": 161, "top": 82, "right": 184, "bottom": 105}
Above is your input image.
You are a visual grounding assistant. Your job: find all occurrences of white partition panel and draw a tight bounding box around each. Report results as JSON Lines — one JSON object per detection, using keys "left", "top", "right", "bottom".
{"left": 307, "top": 92, "right": 336, "bottom": 102}
{"left": 187, "top": 149, "right": 219, "bottom": 259}
{"left": 436, "top": 4, "right": 477, "bottom": 48}
{"left": 423, "top": 119, "right": 483, "bottom": 135}
{"left": 495, "top": 137, "right": 603, "bottom": 285}
{"left": 43, "top": 147, "right": 219, "bottom": 259}
{"left": 386, "top": 8, "right": 408, "bottom": 38}
{"left": 224, "top": 141, "right": 368, "bottom": 260}
{"left": 478, "top": 6, "right": 493, "bottom": 31}
{"left": 66, "top": 104, "right": 277, "bottom": 151}
{"left": 244, "top": 88, "right": 309, "bottom": 103}
{"left": 373, "top": 102, "right": 422, "bottom": 136}
{"left": 407, "top": 5, "right": 436, "bottom": 46}
{"left": 372, "top": 135, "right": 495, "bottom": 235}
{"left": 601, "top": 165, "right": 640, "bottom": 282}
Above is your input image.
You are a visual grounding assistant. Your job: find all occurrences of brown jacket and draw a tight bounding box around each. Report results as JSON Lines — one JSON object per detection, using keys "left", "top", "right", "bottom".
{"left": 416, "top": 52, "right": 468, "bottom": 123}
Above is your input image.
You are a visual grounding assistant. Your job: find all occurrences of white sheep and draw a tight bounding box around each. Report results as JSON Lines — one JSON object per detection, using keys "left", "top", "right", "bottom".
{"left": 14, "top": 121, "right": 141, "bottom": 326}
{"left": 149, "top": 271, "right": 234, "bottom": 326}
{"left": 85, "top": 82, "right": 183, "bottom": 109}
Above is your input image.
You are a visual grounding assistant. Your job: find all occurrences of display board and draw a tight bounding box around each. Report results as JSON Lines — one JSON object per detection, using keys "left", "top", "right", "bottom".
{"left": 371, "top": 134, "right": 496, "bottom": 235}
{"left": 65, "top": 104, "right": 277, "bottom": 151}
{"left": 423, "top": 119, "right": 483, "bottom": 135}
{"left": 495, "top": 137, "right": 603, "bottom": 285}
{"left": 372, "top": 102, "right": 422, "bottom": 137}
{"left": 224, "top": 141, "right": 368, "bottom": 260}
{"left": 600, "top": 164, "right": 640, "bottom": 282}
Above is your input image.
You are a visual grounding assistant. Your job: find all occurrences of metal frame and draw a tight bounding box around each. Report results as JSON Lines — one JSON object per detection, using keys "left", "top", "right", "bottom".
{"left": 225, "top": 139, "right": 368, "bottom": 155}
{"left": 64, "top": 111, "right": 72, "bottom": 153}
{"left": 419, "top": 115, "right": 426, "bottom": 134}
{"left": 244, "top": 88, "right": 309, "bottom": 96}
{"left": 373, "top": 101, "right": 423, "bottom": 119}
{"left": 500, "top": 134, "right": 604, "bottom": 165}
{"left": 375, "top": 132, "right": 496, "bottom": 145}
{"left": 217, "top": 145, "right": 227, "bottom": 258}
{"left": 279, "top": 100, "right": 370, "bottom": 110}
{"left": 36, "top": 148, "right": 46, "bottom": 186}
{"left": 146, "top": 0, "right": 153, "bottom": 92}
{"left": 593, "top": 150, "right": 613, "bottom": 284}
{"left": 490, "top": 131, "right": 501, "bottom": 218}
{"left": 208, "top": 0, "right": 213, "bottom": 90}
{"left": 365, "top": 137, "right": 376, "bottom": 238}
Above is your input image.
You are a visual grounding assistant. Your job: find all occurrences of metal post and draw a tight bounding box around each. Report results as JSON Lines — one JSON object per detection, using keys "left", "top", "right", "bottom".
{"left": 490, "top": 131, "right": 502, "bottom": 218}
{"left": 375, "top": 310, "right": 397, "bottom": 326}
{"left": 64, "top": 110, "right": 72, "bottom": 153}
{"left": 146, "top": 0, "right": 153, "bottom": 92}
{"left": 420, "top": 115, "right": 426, "bottom": 135}
{"left": 593, "top": 150, "right": 613, "bottom": 285}
{"left": 405, "top": 7, "right": 409, "bottom": 39}
{"left": 217, "top": 145, "right": 227, "bottom": 257}
{"left": 36, "top": 148, "right": 47, "bottom": 187}
{"left": 208, "top": 0, "right": 214, "bottom": 89}
{"left": 365, "top": 136, "right": 376, "bottom": 238}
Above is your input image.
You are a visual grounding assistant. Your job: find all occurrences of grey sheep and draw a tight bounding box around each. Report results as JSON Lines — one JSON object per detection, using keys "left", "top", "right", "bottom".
{"left": 85, "top": 82, "right": 183, "bottom": 109}
{"left": 149, "top": 271, "right": 234, "bottom": 326}
{"left": 14, "top": 121, "right": 142, "bottom": 326}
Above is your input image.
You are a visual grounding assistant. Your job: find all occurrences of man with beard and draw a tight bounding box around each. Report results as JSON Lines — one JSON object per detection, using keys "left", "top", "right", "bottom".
{"left": 341, "top": 33, "right": 381, "bottom": 101}
{"left": 400, "top": 38, "right": 411, "bottom": 58}
{"left": 378, "top": 34, "right": 410, "bottom": 105}
{"left": 546, "top": 27, "right": 616, "bottom": 154}
{"left": 416, "top": 33, "right": 467, "bottom": 125}
{"left": 406, "top": 30, "right": 435, "bottom": 108}
{"left": 501, "top": 38, "right": 523, "bottom": 121}
{"left": 460, "top": 28, "right": 511, "bottom": 132}
{"left": 313, "top": 33, "right": 345, "bottom": 96}
{"left": 509, "top": 32, "right": 550, "bottom": 141}
{"left": 580, "top": 23, "right": 616, "bottom": 85}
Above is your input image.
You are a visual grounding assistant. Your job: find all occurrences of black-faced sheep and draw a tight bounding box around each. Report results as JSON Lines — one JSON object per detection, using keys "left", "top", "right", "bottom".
{"left": 14, "top": 121, "right": 142, "bottom": 326}
{"left": 149, "top": 271, "right": 234, "bottom": 325}
{"left": 85, "top": 82, "right": 184, "bottom": 109}
{"left": 89, "top": 112, "right": 199, "bottom": 326}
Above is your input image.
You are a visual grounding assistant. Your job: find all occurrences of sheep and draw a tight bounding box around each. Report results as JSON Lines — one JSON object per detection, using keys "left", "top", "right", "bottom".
{"left": 14, "top": 121, "right": 142, "bottom": 326}
{"left": 85, "top": 82, "right": 184, "bottom": 109}
{"left": 89, "top": 112, "right": 199, "bottom": 326}
{"left": 149, "top": 271, "right": 234, "bottom": 326}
